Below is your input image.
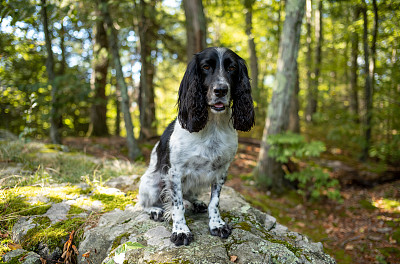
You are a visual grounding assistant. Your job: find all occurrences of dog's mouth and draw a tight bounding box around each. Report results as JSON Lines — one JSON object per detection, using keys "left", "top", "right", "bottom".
{"left": 210, "top": 102, "right": 226, "bottom": 112}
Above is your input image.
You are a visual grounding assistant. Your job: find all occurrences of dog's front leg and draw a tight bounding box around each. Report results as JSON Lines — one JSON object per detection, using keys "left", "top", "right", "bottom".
{"left": 170, "top": 170, "right": 193, "bottom": 246}
{"left": 208, "top": 173, "right": 232, "bottom": 238}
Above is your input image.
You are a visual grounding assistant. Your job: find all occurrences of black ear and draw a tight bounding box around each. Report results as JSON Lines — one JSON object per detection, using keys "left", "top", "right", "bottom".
{"left": 232, "top": 58, "right": 255, "bottom": 132}
{"left": 177, "top": 55, "right": 208, "bottom": 133}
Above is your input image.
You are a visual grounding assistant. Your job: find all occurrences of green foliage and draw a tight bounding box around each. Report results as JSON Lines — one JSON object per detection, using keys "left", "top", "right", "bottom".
{"left": 285, "top": 167, "right": 341, "bottom": 201}
{"left": 267, "top": 132, "right": 326, "bottom": 163}
{"left": 267, "top": 132, "right": 341, "bottom": 201}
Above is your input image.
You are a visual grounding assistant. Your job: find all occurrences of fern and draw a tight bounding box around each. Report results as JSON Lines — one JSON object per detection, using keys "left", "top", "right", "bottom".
{"left": 267, "top": 132, "right": 341, "bottom": 201}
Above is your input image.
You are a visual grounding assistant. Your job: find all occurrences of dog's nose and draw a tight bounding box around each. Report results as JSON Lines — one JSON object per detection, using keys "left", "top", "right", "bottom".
{"left": 214, "top": 85, "right": 228, "bottom": 98}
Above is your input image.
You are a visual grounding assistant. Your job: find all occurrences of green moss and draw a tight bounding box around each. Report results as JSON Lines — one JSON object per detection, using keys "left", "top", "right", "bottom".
{"left": 90, "top": 190, "right": 137, "bottom": 212}
{"left": 111, "top": 233, "right": 130, "bottom": 251}
{"left": 359, "top": 199, "right": 378, "bottom": 210}
{"left": 5, "top": 255, "right": 24, "bottom": 264}
{"left": 23, "top": 217, "right": 85, "bottom": 251}
{"left": 326, "top": 249, "right": 352, "bottom": 263}
{"left": 235, "top": 221, "right": 252, "bottom": 232}
{"left": 68, "top": 205, "right": 86, "bottom": 215}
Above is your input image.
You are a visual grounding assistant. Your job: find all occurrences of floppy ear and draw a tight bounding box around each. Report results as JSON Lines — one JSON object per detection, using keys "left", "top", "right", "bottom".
{"left": 231, "top": 58, "right": 255, "bottom": 132}
{"left": 177, "top": 55, "right": 208, "bottom": 133}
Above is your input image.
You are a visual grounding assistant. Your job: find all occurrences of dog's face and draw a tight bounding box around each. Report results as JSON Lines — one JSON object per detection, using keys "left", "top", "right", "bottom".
{"left": 178, "top": 47, "right": 255, "bottom": 133}
{"left": 198, "top": 47, "right": 238, "bottom": 114}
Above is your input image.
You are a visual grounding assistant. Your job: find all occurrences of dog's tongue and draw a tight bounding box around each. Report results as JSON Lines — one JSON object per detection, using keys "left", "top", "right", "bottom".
{"left": 214, "top": 103, "right": 224, "bottom": 108}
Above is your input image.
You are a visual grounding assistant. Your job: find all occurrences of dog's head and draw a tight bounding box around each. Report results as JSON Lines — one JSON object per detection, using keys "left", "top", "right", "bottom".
{"left": 178, "top": 47, "right": 255, "bottom": 133}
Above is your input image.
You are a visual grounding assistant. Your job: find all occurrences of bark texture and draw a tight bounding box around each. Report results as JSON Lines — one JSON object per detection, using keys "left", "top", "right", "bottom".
{"left": 255, "top": 0, "right": 306, "bottom": 192}
{"left": 361, "top": 0, "right": 378, "bottom": 161}
{"left": 41, "top": 0, "right": 61, "bottom": 144}
{"left": 183, "top": 0, "right": 207, "bottom": 61}
{"left": 306, "top": 0, "right": 322, "bottom": 122}
{"left": 244, "top": 0, "right": 259, "bottom": 100}
{"left": 288, "top": 62, "right": 300, "bottom": 133}
{"left": 88, "top": 17, "right": 109, "bottom": 137}
{"left": 349, "top": 6, "right": 360, "bottom": 120}
{"left": 99, "top": 0, "right": 141, "bottom": 160}
{"left": 138, "top": 0, "right": 157, "bottom": 140}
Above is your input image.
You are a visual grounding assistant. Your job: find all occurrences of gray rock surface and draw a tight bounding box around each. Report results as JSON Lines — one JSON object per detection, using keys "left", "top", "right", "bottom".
{"left": 78, "top": 187, "right": 336, "bottom": 264}
{"left": 1, "top": 249, "right": 41, "bottom": 264}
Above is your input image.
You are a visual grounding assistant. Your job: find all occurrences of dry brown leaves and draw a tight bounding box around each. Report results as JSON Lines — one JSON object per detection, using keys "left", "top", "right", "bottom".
{"left": 60, "top": 230, "right": 79, "bottom": 264}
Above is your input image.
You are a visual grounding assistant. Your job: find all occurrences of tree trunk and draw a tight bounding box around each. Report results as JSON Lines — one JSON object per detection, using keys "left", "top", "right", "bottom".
{"left": 99, "top": 0, "right": 141, "bottom": 160}
{"left": 254, "top": 0, "right": 305, "bottom": 192}
{"left": 183, "top": 0, "right": 207, "bottom": 60}
{"left": 361, "top": 0, "right": 378, "bottom": 161}
{"left": 115, "top": 92, "right": 121, "bottom": 136}
{"left": 370, "top": 0, "right": 378, "bottom": 97}
{"left": 138, "top": 0, "right": 157, "bottom": 140}
{"left": 244, "top": 0, "right": 259, "bottom": 101}
{"left": 59, "top": 24, "right": 67, "bottom": 76}
{"left": 88, "top": 17, "right": 109, "bottom": 137}
{"left": 360, "top": 0, "right": 373, "bottom": 162}
{"left": 41, "top": 0, "right": 61, "bottom": 144}
{"left": 306, "top": 0, "right": 322, "bottom": 122}
{"left": 305, "top": 0, "right": 314, "bottom": 122}
{"left": 349, "top": 7, "right": 360, "bottom": 121}
{"left": 288, "top": 61, "right": 300, "bottom": 133}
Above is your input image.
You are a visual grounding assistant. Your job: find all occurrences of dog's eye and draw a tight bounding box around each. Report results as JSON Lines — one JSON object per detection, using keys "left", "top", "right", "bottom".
{"left": 202, "top": 65, "right": 210, "bottom": 70}
{"left": 228, "top": 66, "right": 236, "bottom": 72}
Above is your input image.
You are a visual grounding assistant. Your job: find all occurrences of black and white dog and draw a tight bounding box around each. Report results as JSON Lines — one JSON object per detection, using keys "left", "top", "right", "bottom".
{"left": 138, "top": 47, "right": 254, "bottom": 246}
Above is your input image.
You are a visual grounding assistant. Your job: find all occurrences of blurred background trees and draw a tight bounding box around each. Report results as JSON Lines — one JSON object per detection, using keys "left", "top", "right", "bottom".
{"left": 1, "top": 0, "right": 399, "bottom": 174}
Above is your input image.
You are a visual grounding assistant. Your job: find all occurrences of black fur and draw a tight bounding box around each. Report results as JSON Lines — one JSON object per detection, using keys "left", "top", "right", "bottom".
{"left": 232, "top": 57, "right": 255, "bottom": 132}
{"left": 155, "top": 119, "right": 176, "bottom": 174}
{"left": 177, "top": 47, "right": 254, "bottom": 133}
{"left": 177, "top": 58, "right": 208, "bottom": 133}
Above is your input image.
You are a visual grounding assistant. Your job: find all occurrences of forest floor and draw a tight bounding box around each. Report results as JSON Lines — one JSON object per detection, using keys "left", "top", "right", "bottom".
{"left": 1, "top": 136, "right": 399, "bottom": 263}
{"left": 60, "top": 136, "right": 400, "bottom": 264}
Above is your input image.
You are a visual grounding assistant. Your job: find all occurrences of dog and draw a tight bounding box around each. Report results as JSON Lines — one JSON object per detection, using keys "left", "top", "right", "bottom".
{"left": 138, "top": 47, "right": 254, "bottom": 246}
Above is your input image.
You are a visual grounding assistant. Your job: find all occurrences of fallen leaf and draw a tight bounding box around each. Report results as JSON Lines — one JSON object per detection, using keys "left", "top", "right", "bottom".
{"left": 230, "top": 255, "right": 238, "bottom": 262}
{"left": 82, "top": 251, "right": 91, "bottom": 258}
{"left": 345, "top": 244, "right": 354, "bottom": 250}
{"left": 40, "top": 257, "right": 47, "bottom": 264}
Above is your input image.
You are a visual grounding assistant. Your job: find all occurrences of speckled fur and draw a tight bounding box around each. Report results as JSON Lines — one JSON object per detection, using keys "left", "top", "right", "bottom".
{"left": 138, "top": 47, "right": 254, "bottom": 246}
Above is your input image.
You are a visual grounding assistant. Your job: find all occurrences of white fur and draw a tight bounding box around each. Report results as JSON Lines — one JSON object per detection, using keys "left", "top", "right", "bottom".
{"left": 137, "top": 47, "right": 250, "bottom": 246}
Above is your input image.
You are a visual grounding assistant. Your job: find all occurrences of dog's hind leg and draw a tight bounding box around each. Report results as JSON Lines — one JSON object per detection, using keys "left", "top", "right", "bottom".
{"left": 138, "top": 171, "right": 165, "bottom": 221}
{"left": 184, "top": 190, "right": 207, "bottom": 214}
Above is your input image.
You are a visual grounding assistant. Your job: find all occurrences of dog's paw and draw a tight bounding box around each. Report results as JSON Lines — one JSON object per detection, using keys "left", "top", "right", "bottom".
{"left": 210, "top": 223, "right": 232, "bottom": 238}
{"left": 192, "top": 201, "right": 207, "bottom": 213}
{"left": 170, "top": 231, "right": 194, "bottom": 246}
{"left": 149, "top": 208, "right": 164, "bottom": 222}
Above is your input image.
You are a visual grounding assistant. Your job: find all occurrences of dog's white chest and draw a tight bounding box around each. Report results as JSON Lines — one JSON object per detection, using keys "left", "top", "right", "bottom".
{"left": 169, "top": 121, "right": 238, "bottom": 188}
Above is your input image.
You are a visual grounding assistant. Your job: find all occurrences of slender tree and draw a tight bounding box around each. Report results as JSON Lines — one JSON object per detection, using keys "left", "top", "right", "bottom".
{"left": 349, "top": 6, "right": 360, "bottom": 120}
{"left": 244, "top": 0, "right": 259, "bottom": 101}
{"left": 88, "top": 16, "right": 110, "bottom": 137}
{"left": 183, "top": 0, "right": 207, "bottom": 60}
{"left": 360, "top": 0, "right": 371, "bottom": 161}
{"left": 137, "top": 0, "right": 157, "bottom": 140}
{"left": 41, "top": 0, "right": 61, "bottom": 144}
{"left": 305, "top": 0, "right": 313, "bottom": 122}
{"left": 306, "top": 0, "right": 322, "bottom": 122}
{"left": 99, "top": 0, "right": 141, "bottom": 160}
{"left": 360, "top": 0, "right": 378, "bottom": 161}
{"left": 254, "top": 0, "right": 306, "bottom": 192}
{"left": 288, "top": 62, "right": 300, "bottom": 133}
